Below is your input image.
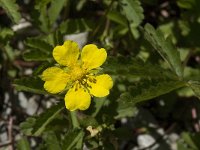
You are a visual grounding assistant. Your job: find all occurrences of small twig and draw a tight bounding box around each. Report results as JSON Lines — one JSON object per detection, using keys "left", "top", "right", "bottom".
{"left": 0, "top": 141, "right": 12, "bottom": 148}
{"left": 91, "top": 0, "right": 115, "bottom": 38}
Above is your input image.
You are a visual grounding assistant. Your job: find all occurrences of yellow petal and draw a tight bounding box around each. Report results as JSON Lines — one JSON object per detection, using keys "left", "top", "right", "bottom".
{"left": 89, "top": 74, "right": 113, "bottom": 97}
{"left": 81, "top": 44, "right": 107, "bottom": 70}
{"left": 41, "top": 67, "right": 69, "bottom": 94}
{"left": 65, "top": 84, "right": 91, "bottom": 111}
{"left": 53, "top": 40, "right": 80, "bottom": 67}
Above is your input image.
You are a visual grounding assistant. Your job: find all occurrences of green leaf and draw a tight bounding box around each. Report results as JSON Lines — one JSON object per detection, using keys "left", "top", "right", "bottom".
{"left": 104, "top": 56, "right": 178, "bottom": 80}
{"left": 59, "top": 18, "right": 93, "bottom": 34}
{"left": 181, "top": 132, "right": 199, "bottom": 150}
{"left": 17, "top": 137, "right": 31, "bottom": 150}
{"left": 48, "top": 0, "right": 66, "bottom": 25}
{"left": 33, "top": 62, "right": 53, "bottom": 76}
{"left": 62, "top": 129, "right": 84, "bottom": 150}
{"left": 0, "top": 28, "right": 14, "bottom": 39}
{"left": 13, "top": 77, "right": 46, "bottom": 95}
{"left": 188, "top": 81, "right": 200, "bottom": 99}
{"left": 107, "top": 11, "right": 128, "bottom": 26}
{"left": 79, "top": 116, "right": 98, "bottom": 128}
{"left": 20, "top": 117, "right": 36, "bottom": 136}
{"left": 23, "top": 50, "right": 52, "bottom": 61}
{"left": 32, "top": 102, "right": 64, "bottom": 136}
{"left": 177, "top": 0, "right": 195, "bottom": 9}
{"left": 143, "top": 23, "right": 183, "bottom": 77}
{"left": 25, "top": 38, "right": 53, "bottom": 53}
{"left": 0, "top": 0, "right": 21, "bottom": 23}
{"left": 119, "top": 0, "right": 144, "bottom": 27}
{"left": 119, "top": 79, "right": 186, "bottom": 106}
{"left": 4, "top": 42, "right": 15, "bottom": 61}
{"left": 115, "top": 105, "right": 138, "bottom": 119}
{"left": 43, "top": 132, "right": 62, "bottom": 150}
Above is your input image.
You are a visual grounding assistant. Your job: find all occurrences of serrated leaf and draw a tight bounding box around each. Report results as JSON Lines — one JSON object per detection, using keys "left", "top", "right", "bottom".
{"left": 115, "top": 106, "right": 138, "bottom": 119}
{"left": 23, "top": 50, "right": 52, "bottom": 61}
{"left": 0, "top": 0, "right": 21, "bottom": 23}
{"left": 13, "top": 77, "right": 46, "bottom": 95}
{"left": 119, "top": 79, "right": 186, "bottom": 106}
{"left": 188, "top": 81, "right": 200, "bottom": 99}
{"left": 17, "top": 137, "right": 31, "bottom": 150}
{"left": 25, "top": 38, "right": 53, "bottom": 53}
{"left": 143, "top": 23, "right": 183, "bottom": 77}
{"left": 48, "top": 0, "right": 66, "bottom": 25}
{"left": 104, "top": 56, "right": 178, "bottom": 80}
{"left": 20, "top": 117, "right": 36, "bottom": 136}
{"left": 120, "top": 0, "right": 144, "bottom": 27}
{"left": 32, "top": 102, "right": 64, "bottom": 136}
{"left": 62, "top": 129, "right": 84, "bottom": 150}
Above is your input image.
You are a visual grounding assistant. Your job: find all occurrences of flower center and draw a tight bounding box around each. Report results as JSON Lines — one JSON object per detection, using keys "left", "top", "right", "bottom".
{"left": 69, "top": 64, "right": 87, "bottom": 81}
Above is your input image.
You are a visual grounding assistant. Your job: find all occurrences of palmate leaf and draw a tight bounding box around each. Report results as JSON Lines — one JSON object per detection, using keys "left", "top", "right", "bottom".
{"left": 0, "top": 0, "right": 21, "bottom": 23}
{"left": 13, "top": 77, "right": 46, "bottom": 95}
{"left": 119, "top": 79, "right": 187, "bottom": 106}
{"left": 143, "top": 24, "right": 183, "bottom": 77}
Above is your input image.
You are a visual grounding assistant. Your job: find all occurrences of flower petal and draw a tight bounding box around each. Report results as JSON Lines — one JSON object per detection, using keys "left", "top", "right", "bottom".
{"left": 89, "top": 74, "right": 113, "bottom": 97}
{"left": 41, "top": 67, "right": 69, "bottom": 94}
{"left": 65, "top": 84, "right": 91, "bottom": 111}
{"left": 81, "top": 44, "right": 107, "bottom": 70}
{"left": 53, "top": 40, "right": 80, "bottom": 67}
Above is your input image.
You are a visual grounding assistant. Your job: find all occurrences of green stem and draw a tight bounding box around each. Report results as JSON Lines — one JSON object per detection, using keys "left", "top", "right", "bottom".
{"left": 92, "top": 98, "right": 106, "bottom": 117}
{"left": 70, "top": 111, "right": 80, "bottom": 128}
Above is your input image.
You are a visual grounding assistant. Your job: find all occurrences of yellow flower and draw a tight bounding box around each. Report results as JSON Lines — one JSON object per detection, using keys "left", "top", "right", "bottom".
{"left": 41, "top": 40, "right": 113, "bottom": 111}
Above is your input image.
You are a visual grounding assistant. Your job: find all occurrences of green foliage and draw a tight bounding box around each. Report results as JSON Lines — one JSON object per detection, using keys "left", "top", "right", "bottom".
{"left": 14, "top": 77, "right": 46, "bottom": 94}
{"left": 62, "top": 129, "right": 84, "bottom": 150}
{"left": 143, "top": 24, "right": 183, "bottom": 77}
{"left": 188, "top": 81, "right": 200, "bottom": 99}
{"left": 2, "top": 0, "right": 200, "bottom": 149}
{"left": 17, "top": 137, "right": 31, "bottom": 150}
{"left": 119, "top": 0, "right": 144, "bottom": 27}
{"left": 177, "top": 132, "right": 200, "bottom": 150}
{"left": 59, "top": 18, "right": 93, "bottom": 34}
{"left": 119, "top": 0, "right": 143, "bottom": 38}
{"left": 119, "top": 79, "right": 186, "bottom": 106}
{"left": 31, "top": 102, "right": 64, "bottom": 136}
{"left": 43, "top": 132, "right": 62, "bottom": 150}
{"left": 0, "top": 0, "right": 21, "bottom": 23}
{"left": 20, "top": 102, "right": 64, "bottom": 136}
